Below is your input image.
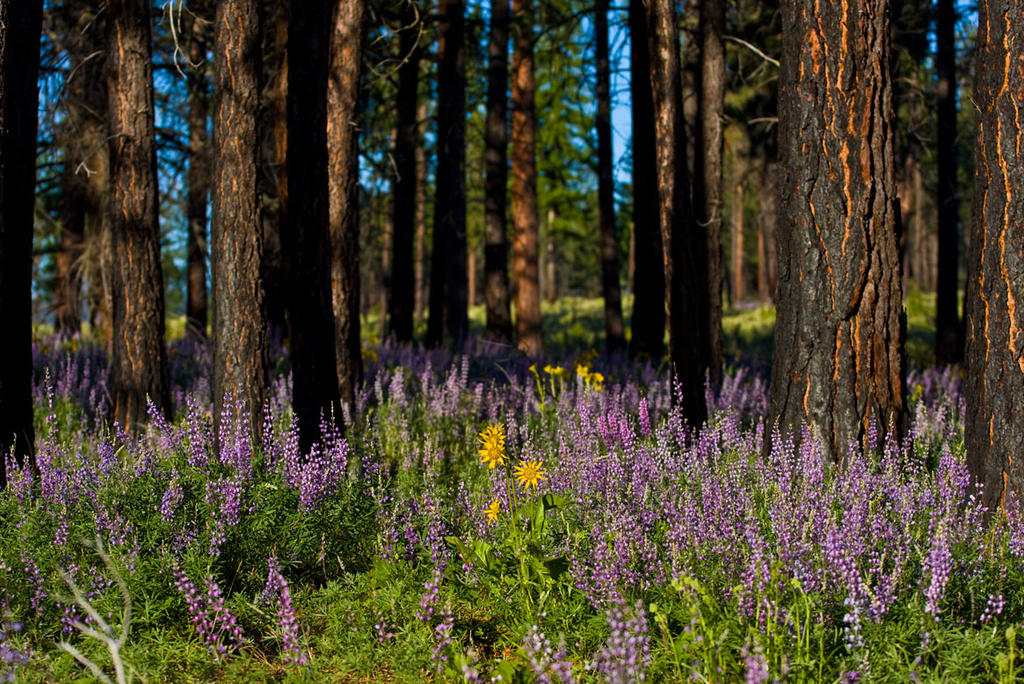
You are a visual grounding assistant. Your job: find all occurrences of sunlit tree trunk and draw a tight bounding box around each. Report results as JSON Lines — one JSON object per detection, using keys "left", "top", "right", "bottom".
{"left": 768, "top": 0, "right": 905, "bottom": 461}
{"left": 328, "top": 0, "right": 365, "bottom": 411}
{"left": 106, "top": 0, "right": 171, "bottom": 427}
{"left": 964, "top": 0, "right": 1024, "bottom": 512}
{"left": 210, "top": 0, "right": 268, "bottom": 435}
{"left": 512, "top": 0, "right": 542, "bottom": 357}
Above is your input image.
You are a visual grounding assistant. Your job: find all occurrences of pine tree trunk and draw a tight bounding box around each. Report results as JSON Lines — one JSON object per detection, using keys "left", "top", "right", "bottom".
{"left": 427, "top": 0, "right": 469, "bottom": 347}
{"left": 628, "top": 0, "right": 665, "bottom": 361}
{"left": 186, "top": 12, "right": 210, "bottom": 340}
{"left": 56, "top": 164, "right": 85, "bottom": 336}
{"left": 731, "top": 175, "right": 744, "bottom": 303}
{"left": 261, "top": 0, "right": 289, "bottom": 348}
{"left": 106, "top": 0, "right": 171, "bottom": 428}
{"left": 595, "top": 0, "right": 625, "bottom": 353}
{"left": 0, "top": 0, "right": 43, "bottom": 486}
{"left": 388, "top": 8, "right": 420, "bottom": 343}
{"left": 757, "top": 161, "right": 779, "bottom": 302}
{"left": 484, "top": 0, "right": 514, "bottom": 342}
{"left": 964, "top": 0, "right": 1024, "bottom": 512}
{"left": 328, "top": 0, "right": 365, "bottom": 411}
{"left": 934, "top": 0, "right": 962, "bottom": 364}
{"left": 286, "top": 0, "right": 341, "bottom": 450}
{"left": 544, "top": 211, "right": 556, "bottom": 304}
{"left": 768, "top": 0, "right": 905, "bottom": 462}
{"left": 646, "top": 0, "right": 709, "bottom": 429}
{"left": 694, "top": 0, "right": 724, "bottom": 380}
{"left": 414, "top": 98, "right": 428, "bottom": 321}
{"left": 211, "top": 0, "right": 268, "bottom": 435}
{"left": 511, "top": 0, "right": 542, "bottom": 357}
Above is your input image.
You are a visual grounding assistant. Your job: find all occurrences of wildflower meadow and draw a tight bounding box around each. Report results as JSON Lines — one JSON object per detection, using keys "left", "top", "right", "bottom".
{"left": 1, "top": 327, "right": 1021, "bottom": 682}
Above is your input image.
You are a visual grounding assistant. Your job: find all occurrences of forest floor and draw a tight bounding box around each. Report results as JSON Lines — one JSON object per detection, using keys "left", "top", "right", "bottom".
{"left": 5, "top": 289, "right": 1010, "bottom": 684}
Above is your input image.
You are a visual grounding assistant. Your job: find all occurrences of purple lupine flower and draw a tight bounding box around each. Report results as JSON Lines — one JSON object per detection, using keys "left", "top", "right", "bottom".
{"left": 595, "top": 600, "right": 650, "bottom": 683}
{"left": 522, "top": 625, "right": 574, "bottom": 684}
{"left": 171, "top": 563, "right": 244, "bottom": 656}
{"left": 262, "top": 556, "right": 307, "bottom": 664}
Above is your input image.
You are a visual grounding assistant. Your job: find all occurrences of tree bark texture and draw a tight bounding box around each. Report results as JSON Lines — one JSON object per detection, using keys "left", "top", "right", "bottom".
{"left": 260, "top": 0, "right": 289, "bottom": 348}
{"left": 0, "top": 0, "right": 43, "bottom": 486}
{"left": 768, "top": 0, "right": 906, "bottom": 462}
{"left": 934, "top": 0, "right": 962, "bottom": 364}
{"left": 388, "top": 6, "right": 420, "bottom": 343}
{"left": 646, "top": 0, "right": 709, "bottom": 429}
{"left": 414, "top": 98, "right": 428, "bottom": 321}
{"left": 427, "top": 0, "right": 469, "bottom": 347}
{"left": 187, "top": 12, "right": 211, "bottom": 340}
{"left": 286, "top": 0, "right": 341, "bottom": 450}
{"left": 328, "top": 0, "right": 365, "bottom": 410}
{"left": 731, "top": 174, "right": 745, "bottom": 303}
{"left": 511, "top": 0, "right": 542, "bottom": 357}
{"left": 484, "top": 0, "right": 514, "bottom": 342}
{"left": 595, "top": 0, "right": 625, "bottom": 353}
{"left": 628, "top": 0, "right": 665, "bottom": 361}
{"left": 694, "top": 0, "right": 724, "bottom": 380}
{"left": 107, "top": 0, "right": 171, "bottom": 428}
{"left": 211, "top": 0, "right": 268, "bottom": 435}
{"left": 964, "top": 0, "right": 1024, "bottom": 512}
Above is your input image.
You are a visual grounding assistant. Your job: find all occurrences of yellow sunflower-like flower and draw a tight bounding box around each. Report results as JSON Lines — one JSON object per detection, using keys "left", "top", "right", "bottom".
{"left": 543, "top": 364, "right": 566, "bottom": 379}
{"left": 514, "top": 459, "right": 548, "bottom": 489}
{"left": 478, "top": 423, "right": 506, "bottom": 469}
{"left": 484, "top": 498, "right": 501, "bottom": 523}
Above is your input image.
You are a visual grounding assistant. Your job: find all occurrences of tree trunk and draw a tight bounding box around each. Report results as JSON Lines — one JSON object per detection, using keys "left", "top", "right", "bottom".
{"left": 261, "top": 0, "right": 289, "bottom": 348}
{"left": 0, "top": 0, "right": 43, "bottom": 486}
{"left": 934, "top": 0, "right": 962, "bottom": 364}
{"left": 388, "top": 8, "right": 420, "bottom": 343}
{"left": 731, "top": 175, "right": 745, "bottom": 303}
{"left": 694, "top": 0, "right": 724, "bottom": 380}
{"left": 964, "top": 0, "right": 1024, "bottom": 512}
{"left": 414, "top": 98, "right": 428, "bottom": 322}
{"left": 544, "top": 211, "right": 556, "bottom": 303}
{"left": 511, "top": 0, "right": 542, "bottom": 357}
{"left": 210, "top": 0, "right": 268, "bottom": 435}
{"left": 286, "top": 0, "right": 341, "bottom": 450}
{"left": 107, "top": 0, "right": 171, "bottom": 428}
{"left": 595, "top": 0, "right": 625, "bottom": 353}
{"left": 467, "top": 246, "right": 477, "bottom": 308}
{"left": 427, "top": 0, "right": 469, "bottom": 347}
{"left": 328, "top": 0, "right": 365, "bottom": 411}
{"left": 627, "top": 0, "right": 665, "bottom": 361}
{"left": 186, "top": 12, "right": 210, "bottom": 340}
{"left": 757, "top": 161, "right": 779, "bottom": 302}
{"left": 483, "top": 0, "right": 514, "bottom": 342}
{"left": 646, "top": 0, "right": 709, "bottom": 429}
{"left": 768, "top": 0, "right": 905, "bottom": 462}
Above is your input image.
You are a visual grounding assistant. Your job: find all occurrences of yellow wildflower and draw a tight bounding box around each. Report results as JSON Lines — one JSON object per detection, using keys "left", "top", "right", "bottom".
{"left": 478, "top": 423, "right": 506, "bottom": 469}
{"left": 589, "top": 372, "right": 605, "bottom": 391}
{"left": 484, "top": 499, "right": 501, "bottom": 523}
{"left": 543, "top": 364, "right": 566, "bottom": 379}
{"left": 514, "top": 459, "right": 548, "bottom": 489}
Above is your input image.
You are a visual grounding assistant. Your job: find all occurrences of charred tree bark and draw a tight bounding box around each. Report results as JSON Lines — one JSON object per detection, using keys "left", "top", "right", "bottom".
{"left": 106, "top": 0, "right": 171, "bottom": 428}
{"left": 483, "top": 0, "right": 514, "bottom": 342}
{"left": 694, "top": 0, "right": 724, "bottom": 381}
{"left": 211, "top": 0, "right": 268, "bottom": 434}
{"left": 768, "top": 0, "right": 905, "bottom": 462}
{"left": 427, "top": 0, "right": 469, "bottom": 347}
{"left": 646, "top": 0, "right": 709, "bottom": 429}
{"left": 0, "top": 0, "right": 43, "bottom": 486}
{"left": 328, "top": 0, "right": 365, "bottom": 410}
{"left": 964, "top": 0, "right": 1024, "bottom": 512}
{"left": 388, "top": 6, "right": 421, "bottom": 344}
{"left": 261, "top": 0, "right": 289, "bottom": 348}
{"left": 627, "top": 0, "right": 665, "bottom": 361}
{"left": 511, "top": 0, "right": 542, "bottom": 357}
{"left": 286, "top": 0, "right": 341, "bottom": 450}
{"left": 934, "top": 0, "right": 962, "bottom": 364}
{"left": 186, "top": 13, "right": 210, "bottom": 340}
{"left": 595, "top": 0, "right": 625, "bottom": 353}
